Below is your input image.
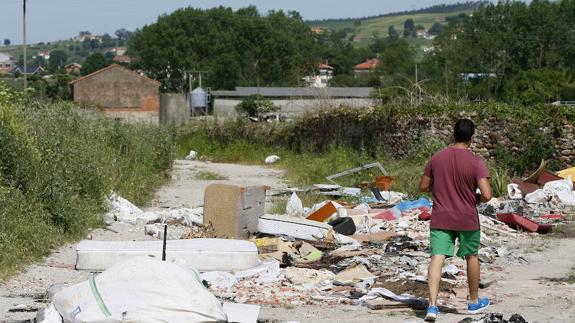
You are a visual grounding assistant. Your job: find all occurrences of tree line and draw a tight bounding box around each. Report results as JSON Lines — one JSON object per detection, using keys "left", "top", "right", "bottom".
{"left": 306, "top": 1, "right": 486, "bottom": 25}
{"left": 420, "top": 0, "right": 575, "bottom": 104}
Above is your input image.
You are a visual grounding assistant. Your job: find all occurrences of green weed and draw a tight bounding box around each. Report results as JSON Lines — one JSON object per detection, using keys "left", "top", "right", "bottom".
{"left": 0, "top": 101, "right": 175, "bottom": 280}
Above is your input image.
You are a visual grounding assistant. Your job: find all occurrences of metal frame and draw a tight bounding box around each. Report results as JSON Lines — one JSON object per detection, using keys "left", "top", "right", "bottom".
{"left": 326, "top": 162, "right": 388, "bottom": 185}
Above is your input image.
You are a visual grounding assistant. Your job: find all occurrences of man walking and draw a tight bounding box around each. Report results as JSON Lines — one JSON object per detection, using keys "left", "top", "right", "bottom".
{"left": 419, "top": 119, "right": 492, "bottom": 321}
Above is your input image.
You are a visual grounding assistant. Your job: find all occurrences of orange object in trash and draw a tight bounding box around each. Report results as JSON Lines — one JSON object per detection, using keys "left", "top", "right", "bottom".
{"left": 375, "top": 176, "right": 396, "bottom": 191}
{"left": 306, "top": 202, "right": 338, "bottom": 222}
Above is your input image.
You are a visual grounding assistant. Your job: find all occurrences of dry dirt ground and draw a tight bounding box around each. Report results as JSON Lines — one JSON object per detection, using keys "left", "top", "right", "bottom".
{"left": 1, "top": 160, "right": 575, "bottom": 323}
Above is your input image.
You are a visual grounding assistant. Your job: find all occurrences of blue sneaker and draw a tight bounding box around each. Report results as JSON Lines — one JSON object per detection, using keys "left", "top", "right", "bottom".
{"left": 425, "top": 305, "right": 440, "bottom": 321}
{"left": 467, "top": 297, "right": 490, "bottom": 314}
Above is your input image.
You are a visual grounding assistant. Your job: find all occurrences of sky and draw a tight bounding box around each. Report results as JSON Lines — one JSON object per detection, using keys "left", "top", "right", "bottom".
{"left": 1, "top": 0, "right": 513, "bottom": 44}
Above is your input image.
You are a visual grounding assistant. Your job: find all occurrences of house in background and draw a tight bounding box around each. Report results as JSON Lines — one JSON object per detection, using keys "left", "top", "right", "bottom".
{"left": 108, "top": 47, "right": 127, "bottom": 56}
{"left": 112, "top": 55, "right": 132, "bottom": 65}
{"left": 12, "top": 64, "right": 46, "bottom": 76}
{"left": 353, "top": 58, "right": 380, "bottom": 78}
{"left": 0, "top": 53, "right": 14, "bottom": 75}
{"left": 70, "top": 64, "right": 160, "bottom": 124}
{"left": 64, "top": 63, "right": 82, "bottom": 74}
{"left": 304, "top": 63, "right": 335, "bottom": 88}
{"left": 37, "top": 51, "right": 51, "bottom": 60}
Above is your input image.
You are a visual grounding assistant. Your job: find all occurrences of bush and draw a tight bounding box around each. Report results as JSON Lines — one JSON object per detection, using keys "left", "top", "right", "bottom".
{"left": 0, "top": 101, "right": 175, "bottom": 279}
{"left": 235, "top": 95, "right": 279, "bottom": 118}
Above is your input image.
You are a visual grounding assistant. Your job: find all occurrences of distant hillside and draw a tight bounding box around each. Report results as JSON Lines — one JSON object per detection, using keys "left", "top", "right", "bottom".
{"left": 307, "top": 1, "right": 485, "bottom": 48}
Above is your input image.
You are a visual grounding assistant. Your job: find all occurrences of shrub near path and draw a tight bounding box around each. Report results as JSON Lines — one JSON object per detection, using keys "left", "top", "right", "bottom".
{"left": 0, "top": 100, "right": 175, "bottom": 280}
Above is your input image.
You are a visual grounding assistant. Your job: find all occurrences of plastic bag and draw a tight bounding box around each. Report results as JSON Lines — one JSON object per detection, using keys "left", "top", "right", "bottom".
{"left": 286, "top": 192, "right": 304, "bottom": 218}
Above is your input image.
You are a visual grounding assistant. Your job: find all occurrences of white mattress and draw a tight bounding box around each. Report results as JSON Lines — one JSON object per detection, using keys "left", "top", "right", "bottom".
{"left": 76, "top": 239, "right": 259, "bottom": 272}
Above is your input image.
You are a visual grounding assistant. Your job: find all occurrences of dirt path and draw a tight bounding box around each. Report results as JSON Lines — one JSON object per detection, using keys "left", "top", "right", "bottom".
{"left": 0, "top": 160, "right": 287, "bottom": 322}
{"left": 1, "top": 160, "right": 574, "bottom": 322}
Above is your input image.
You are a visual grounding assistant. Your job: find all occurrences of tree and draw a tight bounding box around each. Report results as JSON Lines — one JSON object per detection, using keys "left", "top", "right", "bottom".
{"left": 101, "top": 33, "right": 114, "bottom": 48}
{"left": 235, "top": 94, "right": 278, "bottom": 118}
{"left": 3, "top": 39, "right": 10, "bottom": 46}
{"left": 388, "top": 26, "right": 399, "bottom": 39}
{"left": 48, "top": 50, "right": 68, "bottom": 73}
{"left": 129, "top": 6, "right": 317, "bottom": 90}
{"left": 403, "top": 19, "right": 415, "bottom": 37}
{"left": 428, "top": 22, "right": 444, "bottom": 35}
{"left": 353, "top": 20, "right": 362, "bottom": 27}
{"left": 377, "top": 38, "right": 416, "bottom": 87}
{"left": 81, "top": 53, "right": 110, "bottom": 76}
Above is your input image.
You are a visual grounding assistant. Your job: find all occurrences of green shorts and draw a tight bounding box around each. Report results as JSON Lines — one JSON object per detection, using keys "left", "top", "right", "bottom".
{"left": 430, "top": 229, "right": 480, "bottom": 258}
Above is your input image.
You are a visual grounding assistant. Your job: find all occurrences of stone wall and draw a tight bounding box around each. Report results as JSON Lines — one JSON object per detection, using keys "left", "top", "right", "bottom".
{"left": 391, "top": 115, "right": 574, "bottom": 169}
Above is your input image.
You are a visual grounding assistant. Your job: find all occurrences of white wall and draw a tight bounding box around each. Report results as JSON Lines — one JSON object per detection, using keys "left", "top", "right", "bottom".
{"left": 214, "top": 98, "right": 374, "bottom": 117}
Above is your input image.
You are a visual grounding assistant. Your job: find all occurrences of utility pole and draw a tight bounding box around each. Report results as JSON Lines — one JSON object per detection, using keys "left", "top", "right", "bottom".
{"left": 415, "top": 64, "right": 420, "bottom": 104}
{"left": 444, "top": 61, "right": 449, "bottom": 98}
{"left": 22, "top": 0, "right": 27, "bottom": 92}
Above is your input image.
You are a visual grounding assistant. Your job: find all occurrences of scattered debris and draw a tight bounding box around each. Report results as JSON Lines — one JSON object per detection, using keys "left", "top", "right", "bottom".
{"left": 459, "top": 313, "right": 528, "bottom": 323}
{"left": 40, "top": 165, "right": 575, "bottom": 322}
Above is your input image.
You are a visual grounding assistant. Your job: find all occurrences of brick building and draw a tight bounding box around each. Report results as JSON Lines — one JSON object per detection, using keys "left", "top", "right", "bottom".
{"left": 70, "top": 64, "right": 160, "bottom": 124}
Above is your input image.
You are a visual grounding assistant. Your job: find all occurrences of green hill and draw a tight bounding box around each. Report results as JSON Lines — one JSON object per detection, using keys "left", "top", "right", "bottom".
{"left": 307, "top": 2, "right": 483, "bottom": 48}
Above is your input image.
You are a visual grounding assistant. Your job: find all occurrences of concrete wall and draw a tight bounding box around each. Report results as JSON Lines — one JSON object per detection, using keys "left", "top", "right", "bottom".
{"left": 160, "top": 93, "right": 190, "bottom": 126}
{"left": 72, "top": 65, "right": 160, "bottom": 124}
{"left": 214, "top": 98, "right": 374, "bottom": 117}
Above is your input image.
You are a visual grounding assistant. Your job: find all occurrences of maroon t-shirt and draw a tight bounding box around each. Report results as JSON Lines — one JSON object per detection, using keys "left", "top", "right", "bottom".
{"left": 424, "top": 147, "right": 490, "bottom": 231}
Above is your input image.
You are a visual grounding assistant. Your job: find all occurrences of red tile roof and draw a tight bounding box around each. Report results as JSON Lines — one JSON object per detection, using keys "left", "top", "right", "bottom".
{"left": 354, "top": 58, "right": 380, "bottom": 70}
{"left": 319, "top": 63, "right": 335, "bottom": 70}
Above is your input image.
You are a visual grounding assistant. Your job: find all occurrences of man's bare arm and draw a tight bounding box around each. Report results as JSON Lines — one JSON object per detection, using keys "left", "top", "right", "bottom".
{"left": 419, "top": 175, "right": 432, "bottom": 192}
{"left": 477, "top": 178, "right": 492, "bottom": 202}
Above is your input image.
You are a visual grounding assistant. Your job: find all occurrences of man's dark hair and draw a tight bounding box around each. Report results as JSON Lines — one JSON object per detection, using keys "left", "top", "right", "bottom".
{"left": 453, "top": 119, "right": 475, "bottom": 143}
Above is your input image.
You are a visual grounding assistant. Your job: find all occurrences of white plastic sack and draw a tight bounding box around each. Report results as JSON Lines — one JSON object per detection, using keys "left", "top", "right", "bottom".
{"left": 507, "top": 184, "right": 523, "bottom": 199}
{"left": 543, "top": 176, "right": 575, "bottom": 205}
{"left": 286, "top": 192, "right": 304, "bottom": 218}
{"left": 264, "top": 155, "right": 280, "bottom": 164}
{"left": 185, "top": 150, "right": 198, "bottom": 160}
{"left": 36, "top": 304, "right": 63, "bottom": 323}
{"left": 524, "top": 189, "right": 549, "bottom": 204}
{"left": 53, "top": 257, "right": 227, "bottom": 323}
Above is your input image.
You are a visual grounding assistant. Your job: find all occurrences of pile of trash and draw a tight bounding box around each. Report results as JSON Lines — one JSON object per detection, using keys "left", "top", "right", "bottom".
{"left": 37, "top": 161, "right": 575, "bottom": 322}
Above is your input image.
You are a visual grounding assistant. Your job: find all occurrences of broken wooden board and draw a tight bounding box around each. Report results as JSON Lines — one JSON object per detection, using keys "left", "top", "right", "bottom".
{"left": 365, "top": 299, "right": 411, "bottom": 310}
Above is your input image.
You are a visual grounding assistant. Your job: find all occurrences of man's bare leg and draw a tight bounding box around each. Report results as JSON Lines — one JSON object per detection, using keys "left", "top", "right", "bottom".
{"left": 466, "top": 255, "right": 480, "bottom": 303}
{"left": 428, "top": 254, "right": 446, "bottom": 306}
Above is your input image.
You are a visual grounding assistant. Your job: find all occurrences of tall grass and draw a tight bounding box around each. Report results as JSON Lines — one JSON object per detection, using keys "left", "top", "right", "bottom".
{"left": 0, "top": 101, "right": 175, "bottom": 279}
{"left": 178, "top": 124, "right": 441, "bottom": 197}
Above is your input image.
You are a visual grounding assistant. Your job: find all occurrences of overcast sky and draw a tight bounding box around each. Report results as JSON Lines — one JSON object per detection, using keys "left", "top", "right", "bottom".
{"left": 1, "top": 0, "right": 516, "bottom": 44}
